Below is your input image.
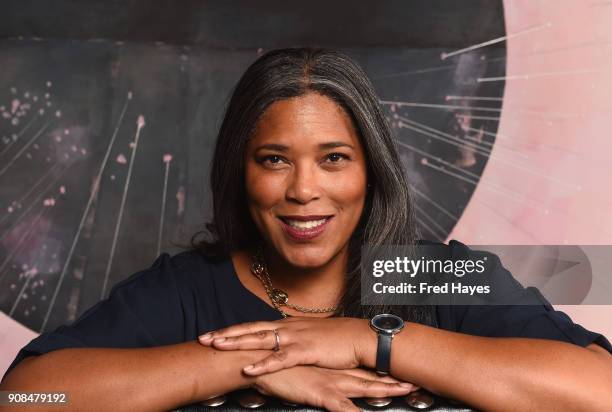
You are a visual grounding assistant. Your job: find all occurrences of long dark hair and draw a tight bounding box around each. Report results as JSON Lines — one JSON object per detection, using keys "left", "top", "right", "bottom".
{"left": 191, "top": 47, "right": 437, "bottom": 327}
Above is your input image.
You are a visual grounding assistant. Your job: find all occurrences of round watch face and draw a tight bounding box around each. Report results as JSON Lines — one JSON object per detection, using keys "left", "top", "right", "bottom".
{"left": 371, "top": 314, "right": 404, "bottom": 333}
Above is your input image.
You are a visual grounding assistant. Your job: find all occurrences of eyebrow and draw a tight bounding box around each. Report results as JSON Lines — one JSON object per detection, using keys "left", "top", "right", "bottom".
{"left": 255, "top": 142, "right": 354, "bottom": 152}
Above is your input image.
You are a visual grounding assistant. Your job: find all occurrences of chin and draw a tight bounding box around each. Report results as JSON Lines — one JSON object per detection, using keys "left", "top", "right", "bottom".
{"left": 278, "top": 243, "right": 336, "bottom": 268}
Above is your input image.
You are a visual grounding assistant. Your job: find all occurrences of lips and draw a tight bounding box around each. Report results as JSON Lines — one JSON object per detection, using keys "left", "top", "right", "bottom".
{"left": 277, "top": 215, "right": 334, "bottom": 241}
{"left": 279, "top": 215, "right": 334, "bottom": 221}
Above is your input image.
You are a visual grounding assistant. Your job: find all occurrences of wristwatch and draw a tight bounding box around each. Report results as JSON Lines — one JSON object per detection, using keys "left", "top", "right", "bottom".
{"left": 369, "top": 313, "right": 405, "bottom": 375}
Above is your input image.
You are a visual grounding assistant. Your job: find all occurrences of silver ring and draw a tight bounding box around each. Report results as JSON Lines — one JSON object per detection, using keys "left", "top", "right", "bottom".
{"left": 272, "top": 329, "right": 281, "bottom": 351}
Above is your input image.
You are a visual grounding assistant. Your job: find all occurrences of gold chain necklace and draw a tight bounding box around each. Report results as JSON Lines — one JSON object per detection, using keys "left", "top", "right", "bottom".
{"left": 249, "top": 246, "right": 338, "bottom": 318}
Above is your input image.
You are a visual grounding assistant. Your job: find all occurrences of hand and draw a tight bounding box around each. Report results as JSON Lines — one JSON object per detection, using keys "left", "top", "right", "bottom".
{"left": 198, "top": 316, "right": 376, "bottom": 375}
{"left": 252, "top": 365, "right": 419, "bottom": 412}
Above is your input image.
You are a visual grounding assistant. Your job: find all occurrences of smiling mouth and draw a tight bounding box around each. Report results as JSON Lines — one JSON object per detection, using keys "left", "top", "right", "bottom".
{"left": 278, "top": 215, "right": 334, "bottom": 231}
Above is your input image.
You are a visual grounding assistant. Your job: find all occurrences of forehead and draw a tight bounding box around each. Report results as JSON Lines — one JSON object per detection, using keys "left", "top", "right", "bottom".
{"left": 249, "top": 92, "right": 361, "bottom": 147}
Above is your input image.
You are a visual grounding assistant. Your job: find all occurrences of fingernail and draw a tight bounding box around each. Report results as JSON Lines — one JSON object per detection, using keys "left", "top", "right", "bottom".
{"left": 199, "top": 333, "right": 213, "bottom": 341}
{"left": 399, "top": 382, "right": 413, "bottom": 388}
{"left": 214, "top": 337, "right": 226, "bottom": 343}
{"left": 243, "top": 364, "right": 254, "bottom": 371}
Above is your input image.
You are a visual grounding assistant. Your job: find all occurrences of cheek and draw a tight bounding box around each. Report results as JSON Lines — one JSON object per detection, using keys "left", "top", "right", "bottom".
{"left": 245, "top": 165, "right": 284, "bottom": 216}
{"left": 326, "top": 169, "right": 367, "bottom": 213}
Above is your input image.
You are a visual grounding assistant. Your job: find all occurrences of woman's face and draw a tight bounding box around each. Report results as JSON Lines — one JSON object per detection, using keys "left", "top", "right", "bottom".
{"left": 244, "top": 92, "right": 368, "bottom": 268}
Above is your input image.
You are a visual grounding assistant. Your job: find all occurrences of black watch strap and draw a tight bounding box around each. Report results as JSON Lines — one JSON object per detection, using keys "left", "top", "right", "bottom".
{"left": 375, "top": 333, "right": 393, "bottom": 375}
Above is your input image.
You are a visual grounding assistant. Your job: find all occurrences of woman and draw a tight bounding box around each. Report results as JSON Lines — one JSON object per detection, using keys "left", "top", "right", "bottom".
{"left": 2, "top": 48, "right": 611, "bottom": 412}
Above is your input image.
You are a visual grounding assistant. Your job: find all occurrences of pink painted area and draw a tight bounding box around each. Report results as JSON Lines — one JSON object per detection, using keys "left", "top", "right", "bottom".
{"left": 176, "top": 186, "right": 185, "bottom": 216}
{"left": 11, "top": 99, "right": 20, "bottom": 114}
{"left": 137, "top": 114, "right": 145, "bottom": 128}
{"left": 450, "top": 0, "right": 612, "bottom": 337}
{"left": 0, "top": 311, "right": 37, "bottom": 376}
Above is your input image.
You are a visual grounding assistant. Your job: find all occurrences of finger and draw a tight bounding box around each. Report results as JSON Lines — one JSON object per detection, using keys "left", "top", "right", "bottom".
{"left": 197, "top": 321, "right": 279, "bottom": 344}
{"left": 339, "top": 376, "right": 417, "bottom": 398}
{"left": 211, "top": 329, "right": 280, "bottom": 351}
{"left": 324, "top": 397, "right": 360, "bottom": 412}
{"left": 242, "top": 346, "right": 300, "bottom": 376}
{"left": 338, "top": 368, "right": 402, "bottom": 384}
{"left": 339, "top": 370, "right": 419, "bottom": 393}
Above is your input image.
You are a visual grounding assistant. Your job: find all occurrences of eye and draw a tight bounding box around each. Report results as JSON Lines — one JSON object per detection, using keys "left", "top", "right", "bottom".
{"left": 258, "top": 154, "right": 287, "bottom": 167}
{"left": 324, "top": 152, "right": 350, "bottom": 163}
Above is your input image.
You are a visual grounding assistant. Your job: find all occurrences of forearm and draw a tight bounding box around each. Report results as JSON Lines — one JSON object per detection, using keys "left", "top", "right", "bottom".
{"left": 358, "top": 321, "right": 612, "bottom": 412}
{"left": 0, "top": 341, "right": 269, "bottom": 411}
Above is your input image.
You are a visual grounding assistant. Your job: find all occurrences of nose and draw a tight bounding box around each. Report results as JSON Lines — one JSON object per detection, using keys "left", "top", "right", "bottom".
{"left": 285, "top": 161, "right": 321, "bottom": 204}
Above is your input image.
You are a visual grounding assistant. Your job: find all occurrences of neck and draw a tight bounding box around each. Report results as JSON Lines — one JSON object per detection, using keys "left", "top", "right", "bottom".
{"left": 260, "top": 244, "right": 348, "bottom": 309}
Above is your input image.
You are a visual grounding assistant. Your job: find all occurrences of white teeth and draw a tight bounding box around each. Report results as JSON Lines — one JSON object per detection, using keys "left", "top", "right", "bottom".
{"left": 285, "top": 218, "right": 327, "bottom": 230}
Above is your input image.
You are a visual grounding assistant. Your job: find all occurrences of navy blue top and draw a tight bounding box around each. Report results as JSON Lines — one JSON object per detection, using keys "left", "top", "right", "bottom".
{"left": 3, "top": 240, "right": 611, "bottom": 383}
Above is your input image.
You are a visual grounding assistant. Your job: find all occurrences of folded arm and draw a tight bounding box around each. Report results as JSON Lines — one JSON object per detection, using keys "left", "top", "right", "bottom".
{"left": 356, "top": 320, "right": 612, "bottom": 412}
{"left": 0, "top": 341, "right": 267, "bottom": 411}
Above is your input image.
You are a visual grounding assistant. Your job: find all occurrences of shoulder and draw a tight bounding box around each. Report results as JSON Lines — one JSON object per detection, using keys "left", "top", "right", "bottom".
{"left": 415, "top": 238, "right": 502, "bottom": 279}
{"left": 419, "top": 238, "right": 538, "bottom": 302}
{"left": 416, "top": 238, "right": 474, "bottom": 255}
{"left": 417, "top": 238, "right": 512, "bottom": 278}
{"left": 75, "top": 249, "right": 234, "bottom": 345}
{"left": 428, "top": 240, "right": 612, "bottom": 353}
{"left": 107, "top": 248, "right": 231, "bottom": 298}
{"left": 417, "top": 238, "right": 497, "bottom": 259}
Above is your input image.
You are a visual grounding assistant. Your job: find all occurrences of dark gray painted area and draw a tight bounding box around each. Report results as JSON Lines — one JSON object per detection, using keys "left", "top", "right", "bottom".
{"left": 0, "top": 2, "right": 506, "bottom": 332}
{"left": 2, "top": 0, "right": 505, "bottom": 48}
